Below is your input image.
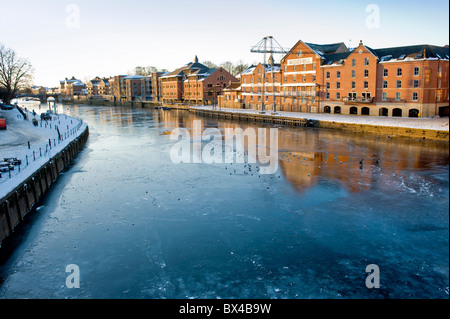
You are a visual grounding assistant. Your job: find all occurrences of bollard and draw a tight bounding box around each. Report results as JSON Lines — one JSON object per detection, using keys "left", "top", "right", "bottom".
{"left": 40, "top": 147, "right": 42, "bottom": 157}
{"left": 26, "top": 155, "right": 28, "bottom": 166}
{"left": 28, "top": 141, "right": 31, "bottom": 149}
{"left": 33, "top": 151, "right": 35, "bottom": 161}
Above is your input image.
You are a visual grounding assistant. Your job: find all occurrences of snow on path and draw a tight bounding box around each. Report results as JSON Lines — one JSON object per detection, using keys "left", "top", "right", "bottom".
{"left": 0, "top": 107, "right": 88, "bottom": 199}
{"left": 192, "top": 106, "right": 449, "bottom": 131}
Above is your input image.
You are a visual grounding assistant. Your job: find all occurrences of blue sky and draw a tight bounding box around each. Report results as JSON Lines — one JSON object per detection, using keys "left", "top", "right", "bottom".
{"left": 0, "top": 0, "right": 448, "bottom": 87}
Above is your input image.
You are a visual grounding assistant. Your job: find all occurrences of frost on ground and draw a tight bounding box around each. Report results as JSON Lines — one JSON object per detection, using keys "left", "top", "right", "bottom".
{"left": 193, "top": 106, "right": 450, "bottom": 131}
{"left": 0, "top": 106, "right": 87, "bottom": 199}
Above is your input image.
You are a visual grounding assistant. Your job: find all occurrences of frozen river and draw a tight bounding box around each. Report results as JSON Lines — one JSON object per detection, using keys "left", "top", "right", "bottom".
{"left": 0, "top": 104, "right": 448, "bottom": 299}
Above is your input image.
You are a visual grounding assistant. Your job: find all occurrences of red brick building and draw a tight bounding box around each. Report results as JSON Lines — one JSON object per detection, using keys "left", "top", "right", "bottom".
{"left": 219, "top": 39, "right": 449, "bottom": 117}
{"left": 319, "top": 42, "right": 449, "bottom": 117}
{"left": 160, "top": 56, "right": 238, "bottom": 105}
{"left": 239, "top": 56, "right": 282, "bottom": 110}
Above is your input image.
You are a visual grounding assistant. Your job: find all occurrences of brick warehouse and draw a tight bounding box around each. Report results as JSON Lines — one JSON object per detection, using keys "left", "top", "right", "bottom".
{"left": 160, "top": 56, "right": 237, "bottom": 105}
{"left": 219, "top": 40, "right": 449, "bottom": 117}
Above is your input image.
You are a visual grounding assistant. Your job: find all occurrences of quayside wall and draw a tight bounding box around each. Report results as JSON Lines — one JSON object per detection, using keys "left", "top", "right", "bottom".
{"left": 190, "top": 108, "right": 449, "bottom": 142}
{"left": 0, "top": 126, "right": 89, "bottom": 247}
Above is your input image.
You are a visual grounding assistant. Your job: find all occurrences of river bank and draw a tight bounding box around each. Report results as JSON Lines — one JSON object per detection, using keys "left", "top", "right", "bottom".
{"left": 190, "top": 106, "right": 449, "bottom": 141}
{"left": 0, "top": 106, "right": 89, "bottom": 246}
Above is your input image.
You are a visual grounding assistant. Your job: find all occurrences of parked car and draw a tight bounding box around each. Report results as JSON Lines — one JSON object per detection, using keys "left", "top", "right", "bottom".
{"left": 0, "top": 118, "right": 6, "bottom": 130}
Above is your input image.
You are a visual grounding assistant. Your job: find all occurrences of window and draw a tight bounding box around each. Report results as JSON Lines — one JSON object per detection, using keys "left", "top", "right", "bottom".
{"left": 336, "top": 92, "right": 341, "bottom": 99}
{"left": 383, "top": 80, "right": 388, "bottom": 88}
{"left": 326, "top": 92, "right": 330, "bottom": 99}
{"left": 312, "top": 75, "right": 316, "bottom": 82}
{"left": 284, "top": 66, "right": 287, "bottom": 72}
{"left": 352, "top": 70, "right": 356, "bottom": 78}
{"left": 397, "top": 80, "right": 402, "bottom": 88}
{"left": 303, "top": 64, "right": 306, "bottom": 71}
{"left": 396, "top": 92, "right": 401, "bottom": 101}
{"left": 326, "top": 82, "right": 330, "bottom": 89}
{"left": 364, "top": 70, "right": 369, "bottom": 77}
{"left": 383, "top": 69, "right": 388, "bottom": 77}
{"left": 284, "top": 76, "right": 287, "bottom": 82}
{"left": 302, "top": 75, "right": 306, "bottom": 82}
{"left": 293, "top": 65, "right": 297, "bottom": 71}
{"left": 364, "top": 58, "right": 369, "bottom": 66}
{"left": 326, "top": 72, "right": 330, "bottom": 79}
{"left": 337, "top": 71, "right": 341, "bottom": 78}
{"left": 397, "top": 68, "right": 402, "bottom": 76}
{"left": 258, "top": 68, "right": 261, "bottom": 74}
{"left": 414, "top": 67, "right": 419, "bottom": 76}
{"left": 382, "top": 92, "right": 387, "bottom": 101}
{"left": 364, "top": 81, "right": 369, "bottom": 89}
{"left": 313, "top": 62, "right": 316, "bottom": 70}
{"left": 413, "top": 80, "right": 419, "bottom": 88}
{"left": 351, "top": 81, "right": 356, "bottom": 89}
{"left": 336, "top": 82, "right": 340, "bottom": 89}
{"left": 412, "top": 92, "right": 418, "bottom": 101}
{"left": 352, "top": 59, "right": 356, "bottom": 67}
{"left": 293, "top": 75, "right": 296, "bottom": 82}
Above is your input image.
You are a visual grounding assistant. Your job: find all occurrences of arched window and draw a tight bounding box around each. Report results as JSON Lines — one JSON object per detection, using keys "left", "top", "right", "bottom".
{"left": 334, "top": 106, "right": 341, "bottom": 114}
{"left": 379, "top": 108, "right": 388, "bottom": 117}
{"left": 409, "top": 109, "right": 419, "bottom": 118}
{"left": 324, "top": 106, "right": 331, "bottom": 113}
{"left": 392, "top": 108, "right": 402, "bottom": 117}
{"left": 361, "top": 107, "right": 370, "bottom": 115}
{"left": 350, "top": 107, "right": 358, "bottom": 115}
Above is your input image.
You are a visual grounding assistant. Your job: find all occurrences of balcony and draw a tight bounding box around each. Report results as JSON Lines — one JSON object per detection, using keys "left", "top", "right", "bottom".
{"left": 343, "top": 97, "right": 374, "bottom": 104}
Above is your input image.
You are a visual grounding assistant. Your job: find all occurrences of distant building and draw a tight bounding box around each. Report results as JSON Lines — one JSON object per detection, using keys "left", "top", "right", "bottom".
{"left": 160, "top": 56, "right": 238, "bottom": 105}
{"left": 59, "top": 76, "right": 86, "bottom": 96}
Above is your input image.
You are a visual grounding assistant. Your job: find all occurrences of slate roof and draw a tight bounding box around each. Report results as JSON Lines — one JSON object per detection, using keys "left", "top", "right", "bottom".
{"left": 305, "top": 42, "right": 348, "bottom": 55}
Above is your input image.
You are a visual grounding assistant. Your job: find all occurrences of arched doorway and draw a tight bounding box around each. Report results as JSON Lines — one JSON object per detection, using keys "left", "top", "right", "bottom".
{"left": 334, "top": 106, "right": 341, "bottom": 114}
{"left": 392, "top": 108, "right": 402, "bottom": 117}
{"left": 379, "top": 108, "right": 388, "bottom": 116}
{"left": 409, "top": 109, "right": 419, "bottom": 118}
{"left": 350, "top": 106, "right": 358, "bottom": 115}
{"left": 361, "top": 107, "right": 370, "bottom": 115}
{"left": 324, "top": 106, "right": 331, "bottom": 113}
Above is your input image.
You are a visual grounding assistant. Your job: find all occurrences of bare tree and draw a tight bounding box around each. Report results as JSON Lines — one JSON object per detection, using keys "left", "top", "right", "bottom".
{"left": 0, "top": 43, "right": 33, "bottom": 104}
{"left": 202, "top": 61, "right": 218, "bottom": 69}
{"left": 232, "top": 60, "right": 249, "bottom": 76}
{"left": 220, "top": 61, "right": 234, "bottom": 74}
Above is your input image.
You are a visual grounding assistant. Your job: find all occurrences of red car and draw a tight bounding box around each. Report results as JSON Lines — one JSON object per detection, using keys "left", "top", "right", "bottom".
{"left": 0, "top": 118, "right": 6, "bottom": 130}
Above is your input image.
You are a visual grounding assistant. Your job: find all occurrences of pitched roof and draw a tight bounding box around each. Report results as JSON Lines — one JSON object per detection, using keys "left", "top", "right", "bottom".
{"left": 305, "top": 42, "right": 349, "bottom": 55}
{"left": 373, "top": 44, "right": 449, "bottom": 61}
{"left": 321, "top": 44, "right": 449, "bottom": 65}
{"left": 161, "top": 61, "right": 210, "bottom": 78}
